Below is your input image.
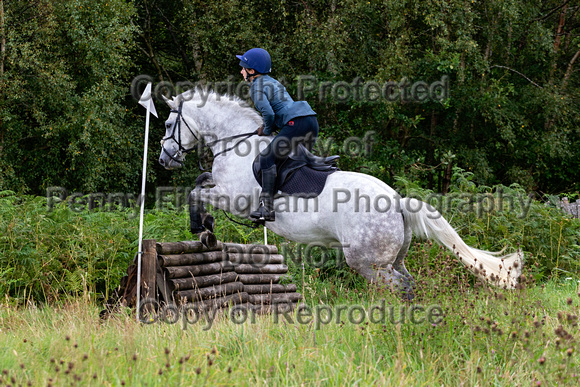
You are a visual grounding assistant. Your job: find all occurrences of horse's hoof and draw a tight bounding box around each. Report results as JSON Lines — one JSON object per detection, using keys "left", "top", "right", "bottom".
{"left": 201, "top": 213, "right": 215, "bottom": 233}
{"left": 199, "top": 231, "right": 217, "bottom": 248}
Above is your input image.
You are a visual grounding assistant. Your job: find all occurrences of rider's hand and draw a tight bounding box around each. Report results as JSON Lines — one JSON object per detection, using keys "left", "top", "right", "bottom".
{"left": 257, "top": 125, "right": 265, "bottom": 136}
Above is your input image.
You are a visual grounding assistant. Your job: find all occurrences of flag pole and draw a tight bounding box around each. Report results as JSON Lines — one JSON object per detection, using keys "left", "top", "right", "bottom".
{"left": 136, "top": 83, "right": 157, "bottom": 322}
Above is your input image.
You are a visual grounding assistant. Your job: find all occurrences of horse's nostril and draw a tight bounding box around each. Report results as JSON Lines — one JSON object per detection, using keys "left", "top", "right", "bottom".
{"left": 159, "top": 158, "right": 165, "bottom": 166}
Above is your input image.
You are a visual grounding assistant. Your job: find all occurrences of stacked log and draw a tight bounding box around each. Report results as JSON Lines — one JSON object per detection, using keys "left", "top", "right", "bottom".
{"left": 155, "top": 240, "right": 302, "bottom": 312}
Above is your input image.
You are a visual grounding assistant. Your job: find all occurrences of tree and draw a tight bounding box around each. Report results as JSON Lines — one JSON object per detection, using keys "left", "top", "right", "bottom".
{"left": 1, "top": 0, "right": 579, "bottom": 195}
{"left": 0, "top": 0, "right": 142, "bottom": 194}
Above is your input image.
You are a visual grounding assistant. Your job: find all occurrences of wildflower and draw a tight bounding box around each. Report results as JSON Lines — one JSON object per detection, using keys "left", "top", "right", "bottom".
{"left": 538, "top": 356, "right": 546, "bottom": 365}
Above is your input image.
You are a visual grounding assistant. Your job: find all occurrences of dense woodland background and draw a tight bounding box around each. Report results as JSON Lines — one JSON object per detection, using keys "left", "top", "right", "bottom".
{"left": 0, "top": 0, "right": 579, "bottom": 197}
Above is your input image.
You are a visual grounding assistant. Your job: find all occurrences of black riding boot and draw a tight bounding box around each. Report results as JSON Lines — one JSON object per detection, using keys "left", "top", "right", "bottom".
{"left": 250, "top": 165, "right": 277, "bottom": 222}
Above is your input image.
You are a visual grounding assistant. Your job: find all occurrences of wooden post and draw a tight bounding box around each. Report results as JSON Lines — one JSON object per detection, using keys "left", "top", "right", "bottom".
{"left": 141, "top": 239, "right": 157, "bottom": 301}
{"left": 156, "top": 268, "right": 173, "bottom": 305}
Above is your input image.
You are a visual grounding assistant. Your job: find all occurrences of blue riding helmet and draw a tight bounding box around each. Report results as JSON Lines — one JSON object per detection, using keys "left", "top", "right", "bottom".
{"left": 236, "top": 48, "right": 271, "bottom": 74}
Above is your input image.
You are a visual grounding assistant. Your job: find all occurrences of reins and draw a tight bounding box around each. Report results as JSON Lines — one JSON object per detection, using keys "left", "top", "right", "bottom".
{"left": 199, "top": 130, "right": 258, "bottom": 171}
{"left": 221, "top": 209, "right": 262, "bottom": 229}
{"left": 206, "top": 131, "right": 258, "bottom": 158}
{"left": 161, "top": 99, "right": 258, "bottom": 171}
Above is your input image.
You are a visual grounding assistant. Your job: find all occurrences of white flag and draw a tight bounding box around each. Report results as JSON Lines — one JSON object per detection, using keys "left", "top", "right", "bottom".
{"left": 138, "top": 82, "right": 158, "bottom": 118}
{"left": 135, "top": 81, "right": 156, "bottom": 322}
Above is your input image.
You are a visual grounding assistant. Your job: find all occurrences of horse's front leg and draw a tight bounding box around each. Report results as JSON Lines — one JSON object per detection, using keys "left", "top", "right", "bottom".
{"left": 188, "top": 172, "right": 215, "bottom": 235}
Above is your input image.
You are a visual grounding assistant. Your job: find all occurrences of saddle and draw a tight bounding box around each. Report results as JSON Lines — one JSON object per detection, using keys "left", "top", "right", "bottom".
{"left": 252, "top": 144, "right": 339, "bottom": 197}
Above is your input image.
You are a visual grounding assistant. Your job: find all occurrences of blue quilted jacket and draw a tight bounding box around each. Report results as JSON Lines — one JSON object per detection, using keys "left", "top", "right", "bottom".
{"left": 249, "top": 75, "right": 316, "bottom": 135}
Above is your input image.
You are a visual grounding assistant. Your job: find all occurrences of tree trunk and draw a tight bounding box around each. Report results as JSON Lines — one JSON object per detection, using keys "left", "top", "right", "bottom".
{"left": 553, "top": 3, "right": 568, "bottom": 53}
{"left": 1, "top": 0, "right": 5, "bottom": 77}
{"left": 549, "top": 3, "right": 569, "bottom": 84}
{"left": 562, "top": 48, "right": 580, "bottom": 90}
{"left": 0, "top": 0, "right": 5, "bottom": 156}
{"left": 427, "top": 111, "right": 437, "bottom": 190}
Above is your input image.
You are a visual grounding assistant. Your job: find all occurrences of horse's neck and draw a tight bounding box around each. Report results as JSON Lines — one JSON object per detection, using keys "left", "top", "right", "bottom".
{"left": 187, "top": 98, "right": 265, "bottom": 190}
{"left": 212, "top": 134, "right": 269, "bottom": 188}
{"left": 188, "top": 99, "right": 258, "bottom": 149}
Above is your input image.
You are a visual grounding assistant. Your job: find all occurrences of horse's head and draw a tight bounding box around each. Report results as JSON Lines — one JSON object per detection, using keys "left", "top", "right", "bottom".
{"left": 158, "top": 95, "right": 200, "bottom": 169}
{"left": 159, "top": 89, "right": 264, "bottom": 169}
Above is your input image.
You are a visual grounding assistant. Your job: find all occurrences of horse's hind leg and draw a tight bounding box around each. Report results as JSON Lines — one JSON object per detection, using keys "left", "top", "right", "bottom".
{"left": 346, "top": 256, "right": 414, "bottom": 300}
{"left": 392, "top": 214, "right": 415, "bottom": 290}
{"left": 343, "top": 228, "right": 414, "bottom": 300}
{"left": 377, "top": 267, "right": 414, "bottom": 301}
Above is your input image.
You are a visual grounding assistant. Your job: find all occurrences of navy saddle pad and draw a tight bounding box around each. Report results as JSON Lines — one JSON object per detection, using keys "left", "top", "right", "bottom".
{"left": 252, "top": 144, "right": 339, "bottom": 197}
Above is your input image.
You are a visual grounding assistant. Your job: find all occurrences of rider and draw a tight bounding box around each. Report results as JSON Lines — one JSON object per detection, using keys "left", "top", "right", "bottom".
{"left": 237, "top": 48, "right": 319, "bottom": 223}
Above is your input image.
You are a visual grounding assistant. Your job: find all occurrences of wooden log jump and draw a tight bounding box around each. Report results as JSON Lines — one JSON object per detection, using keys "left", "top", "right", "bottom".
{"left": 164, "top": 261, "right": 235, "bottom": 279}
{"left": 169, "top": 271, "right": 238, "bottom": 291}
{"left": 116, "top": 237, "right": 302, "bottom": 314}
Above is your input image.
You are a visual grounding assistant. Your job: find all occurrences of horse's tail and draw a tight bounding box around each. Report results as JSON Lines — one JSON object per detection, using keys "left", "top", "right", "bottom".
{"left": 400, "top": 197, "right": 523, "bottom": 289}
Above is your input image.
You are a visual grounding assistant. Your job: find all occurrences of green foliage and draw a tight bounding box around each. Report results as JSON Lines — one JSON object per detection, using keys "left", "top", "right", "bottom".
{"left": 1, "top": 0, "right": 580, "bottom": 302}
{"left": 2, "top": 0, "right": 580, "bottom": 195}
{"left": 0, "top": 0, "right": 142, "bottom": 194}
{"left": 0, "top": 191, "right": 134, "bottom": 302}
{"left": 5, "top": 175, "right": 580, "bottom": 304}
{"left": 0, "top": 190, "right": 283, "bottom": 302}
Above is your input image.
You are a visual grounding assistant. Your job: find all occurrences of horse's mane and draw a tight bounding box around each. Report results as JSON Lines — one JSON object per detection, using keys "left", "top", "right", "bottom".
{"left": 169, "top": 88, "right": 262, "bottom": 125}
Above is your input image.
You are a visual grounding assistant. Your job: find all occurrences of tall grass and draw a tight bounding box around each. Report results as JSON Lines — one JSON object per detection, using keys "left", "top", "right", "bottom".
{"left": 0, "top": 268, "right": 579, "bottom": 385}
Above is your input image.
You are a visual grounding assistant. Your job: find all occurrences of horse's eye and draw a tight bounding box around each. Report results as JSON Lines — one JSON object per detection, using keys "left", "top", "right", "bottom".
{"left": 166, "top": 123, "right": 172, "bottom": 129}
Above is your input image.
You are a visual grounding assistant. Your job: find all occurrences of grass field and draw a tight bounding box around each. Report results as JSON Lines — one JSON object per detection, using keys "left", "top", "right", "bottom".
{"left": 1, "top": 187, "right": 580, "bottom": 385}
{"left": 1, "top": 269, "right": 579, "bottom": 386}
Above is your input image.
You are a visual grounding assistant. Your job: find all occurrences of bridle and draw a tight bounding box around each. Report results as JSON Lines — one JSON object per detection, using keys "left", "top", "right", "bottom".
{"left": 160, "top": 99, "right": 258, "bottom": 170}
{"left": 160, "top": 100, "right": 199, "bottom": 166}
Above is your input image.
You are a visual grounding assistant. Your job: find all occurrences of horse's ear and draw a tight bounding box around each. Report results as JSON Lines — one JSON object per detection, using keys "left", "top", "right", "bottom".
{"left": 175, "top": 95, "right": 184, "bottom": 107}
{"left": 163, "top": 95, "right": 176, "bottom": 110}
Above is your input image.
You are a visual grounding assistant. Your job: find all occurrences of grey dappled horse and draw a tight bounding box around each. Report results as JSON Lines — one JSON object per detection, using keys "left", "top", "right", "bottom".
{"left": 158, "top": 91, "right": 522, "bottom": 298}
